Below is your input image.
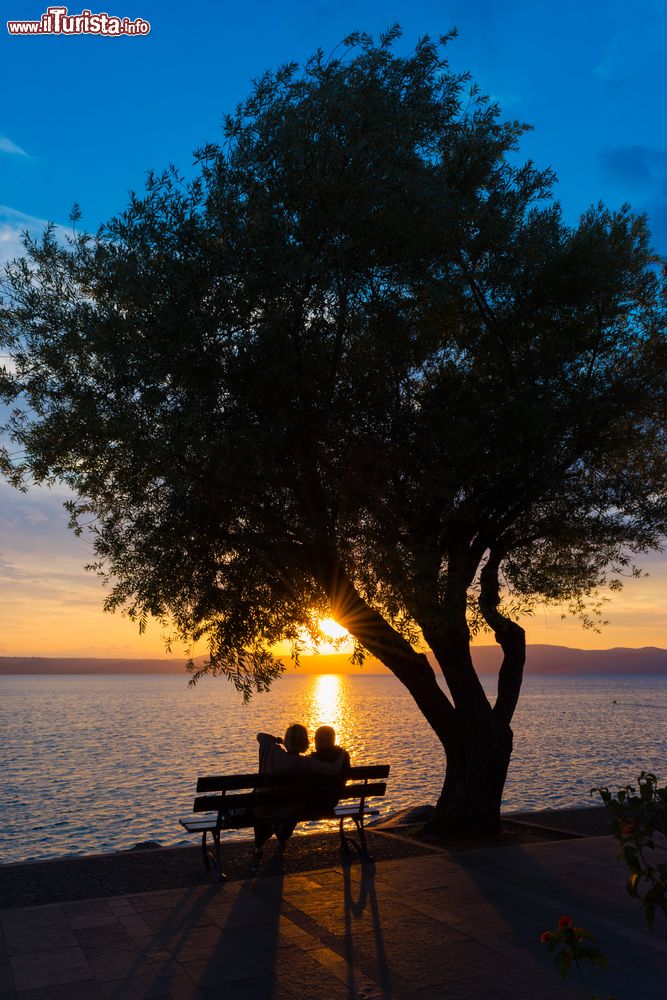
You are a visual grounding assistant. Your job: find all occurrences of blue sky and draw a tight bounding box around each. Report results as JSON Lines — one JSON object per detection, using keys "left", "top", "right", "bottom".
{"left": 1, "top": 0, "right": 666, "bottom": 656}
{"left": 2, "top": 0, "right": 667, "bottom": 255}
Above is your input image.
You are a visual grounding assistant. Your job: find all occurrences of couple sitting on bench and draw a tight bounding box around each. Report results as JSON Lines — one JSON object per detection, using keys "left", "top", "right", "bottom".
{"left": 253, "top": 723, "right": 350, "bottom": 864}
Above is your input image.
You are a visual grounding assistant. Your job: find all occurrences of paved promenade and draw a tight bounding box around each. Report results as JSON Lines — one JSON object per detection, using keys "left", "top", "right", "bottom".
{"left": 1, "top": 834, "right": 666, "bottom": 999}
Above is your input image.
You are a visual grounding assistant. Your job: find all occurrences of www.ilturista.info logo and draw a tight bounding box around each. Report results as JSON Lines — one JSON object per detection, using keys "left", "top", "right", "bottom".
{"left": 7, "top": 6, "right": 150, "bottom": 35}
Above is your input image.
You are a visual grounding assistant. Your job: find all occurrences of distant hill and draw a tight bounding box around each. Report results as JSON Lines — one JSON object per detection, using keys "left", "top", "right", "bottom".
{"left": 0, "top": 656, "right": 187, "bottom": 675}
{"left": 0, "top": 645, "right": 665, "bottom": 675}
{"left": 466, "top": 644, "right": 667, "bottom": 675}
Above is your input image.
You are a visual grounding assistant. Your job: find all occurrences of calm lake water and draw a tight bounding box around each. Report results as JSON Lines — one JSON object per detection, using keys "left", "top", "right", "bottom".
{"left": 1, "top": 672, "right": 666, "bottom": 864}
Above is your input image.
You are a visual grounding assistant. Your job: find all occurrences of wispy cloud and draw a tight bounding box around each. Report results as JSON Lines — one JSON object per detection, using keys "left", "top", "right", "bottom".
{"left": 594, "top": 7, "right": 667, "bottom": 86}
{"left": 0, "top": 481, "right": 176, "bottom": 657}
{"left": 0, "top": 483, "right": 105, "bottom": 611}
{"left": 598, "top": 145, "right": 667, "bottom": 253}
{"left": 0, "top": 204, "right": 49, "bottom": 266}
{"left": 0, "top": 136, "right": 28, "bottom": 157}
{"left": 600, "top": 145, "right": 667, "bottom": 187}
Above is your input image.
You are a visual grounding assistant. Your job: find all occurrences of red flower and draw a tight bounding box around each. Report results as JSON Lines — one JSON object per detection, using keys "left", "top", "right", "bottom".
{"left": 558, "top": 916, "right": 573, "bottom": 929}
{"left": 540, "top": 931, "right": 552, "bottom": 943}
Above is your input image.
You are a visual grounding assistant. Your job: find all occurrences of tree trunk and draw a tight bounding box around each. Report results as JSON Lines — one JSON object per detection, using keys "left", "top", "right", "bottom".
{"left": 315, "top": 548, "right": 523, "bottom": 838}
{"left": 432, "top": 714, "right": 514, "bottom": 837}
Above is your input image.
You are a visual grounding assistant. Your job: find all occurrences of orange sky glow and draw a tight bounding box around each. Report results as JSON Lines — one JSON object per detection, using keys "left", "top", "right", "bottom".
{"left": 0, "top": 482, "right": 665, "bottom": 661}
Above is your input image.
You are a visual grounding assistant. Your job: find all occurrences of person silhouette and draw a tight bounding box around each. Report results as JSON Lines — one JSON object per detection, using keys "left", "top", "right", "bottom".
{"left": 252, "top": 723, "right": 340, "bottom": 864}
{"left": 311, "top": 725, "right": 350, "bottom": 772}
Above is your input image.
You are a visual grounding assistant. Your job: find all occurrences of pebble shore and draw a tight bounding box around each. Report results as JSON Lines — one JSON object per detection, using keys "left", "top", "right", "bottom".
{"left": 0, "top": 806, "right": 613, "bottom": 910}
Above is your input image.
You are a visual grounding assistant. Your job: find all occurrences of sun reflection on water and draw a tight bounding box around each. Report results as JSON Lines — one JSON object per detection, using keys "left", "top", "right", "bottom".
{"left": 311, "top": 673, "right": 341, "bottom": 728}
{"left": 306, "top": 674, "right": 351, "bottom": 751}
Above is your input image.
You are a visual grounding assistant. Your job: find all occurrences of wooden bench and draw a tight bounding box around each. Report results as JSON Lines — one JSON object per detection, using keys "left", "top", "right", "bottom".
{"left": 179, "top": 764, "right": 390, "bottom": 879}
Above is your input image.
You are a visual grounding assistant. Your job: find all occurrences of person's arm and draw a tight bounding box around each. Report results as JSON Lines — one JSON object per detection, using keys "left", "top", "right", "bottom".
{"left": 257, "top": 732, "right": 285, "bottom": 773}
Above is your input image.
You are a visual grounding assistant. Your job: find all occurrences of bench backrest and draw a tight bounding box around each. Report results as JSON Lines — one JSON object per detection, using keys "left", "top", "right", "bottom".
{"left": 192, "top": 764, "right": 390, "bottom": 815}
{"left": 195, "top": 764, "right": 389, "bottom": 793}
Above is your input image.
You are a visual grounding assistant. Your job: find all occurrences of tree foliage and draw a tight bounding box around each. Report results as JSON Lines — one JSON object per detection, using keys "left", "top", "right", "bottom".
{"left": 1, "top": 30, "right": 665, "bottom": 805}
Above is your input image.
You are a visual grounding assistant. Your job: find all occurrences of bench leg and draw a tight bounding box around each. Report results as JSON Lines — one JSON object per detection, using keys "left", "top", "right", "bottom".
{"left": 201, "top": 830, "right": 227, "bottom": 881}
{"left": 212, "top": 829, "right": 227, "bottom": 882}
{"left": 339, "top": 816, "right": 374, "bottom": 862}
{"left": 354, "top": 816, "right": 374, "bottom": 863}
{"left": 339, "top": 817, "right": 353, "bottom": 855}
{"left": 201, "top": 831, "right": 211, "bottom": 871}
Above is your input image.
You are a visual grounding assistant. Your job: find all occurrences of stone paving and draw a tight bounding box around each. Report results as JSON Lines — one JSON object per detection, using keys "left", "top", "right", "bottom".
{"left": 1, "top": 835, "right": 666, "bottom": 999}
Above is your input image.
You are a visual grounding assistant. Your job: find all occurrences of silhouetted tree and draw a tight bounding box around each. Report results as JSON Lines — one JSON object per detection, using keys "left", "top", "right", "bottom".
{"left": 2, "top": 28, "right": 665, "bottom": 835}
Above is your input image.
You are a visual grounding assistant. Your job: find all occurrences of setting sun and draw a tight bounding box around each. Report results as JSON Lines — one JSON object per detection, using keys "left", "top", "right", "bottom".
{"left": 312, "top": 617, "right": 354, "bottom": 655}
{"left": 319, "top": 618, "right": 350, "bottom": 641}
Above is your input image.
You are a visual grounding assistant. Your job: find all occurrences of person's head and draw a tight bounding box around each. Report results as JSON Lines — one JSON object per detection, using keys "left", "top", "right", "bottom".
{"left": 284, "top": 723, "right": 309, "bottom": 754}
{"left": 315, "top": 725, "right": 336, "bottom": 751}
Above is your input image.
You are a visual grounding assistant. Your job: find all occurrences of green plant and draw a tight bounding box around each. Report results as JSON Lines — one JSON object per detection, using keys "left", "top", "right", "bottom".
{"left": 593, "top": 771, "right": 667, "bottom": 939}
{"left": 541, "top": 915, "right": 613, "bottom": 998}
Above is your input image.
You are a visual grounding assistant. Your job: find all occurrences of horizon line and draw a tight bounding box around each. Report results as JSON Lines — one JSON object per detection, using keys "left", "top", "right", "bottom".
{"left": 1, "top": 642, "right": 666, "bottom": 662}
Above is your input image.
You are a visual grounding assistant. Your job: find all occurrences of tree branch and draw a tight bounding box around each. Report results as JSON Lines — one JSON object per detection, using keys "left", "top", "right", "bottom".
{"left": 479, "top": 548, "right": 526, "bottom": 726}
{"left": 458, "top": 254, "right": 517, "bottom": 388}
{"left": 417, "top": 543, "right": 494, "bottom": 718}
{"left": 423, "top": 624, "right": 492, "bottom": 719}
{"left": 311, "top": 547, "right": 457, "bottom": 746}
